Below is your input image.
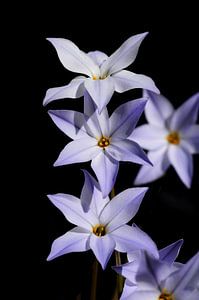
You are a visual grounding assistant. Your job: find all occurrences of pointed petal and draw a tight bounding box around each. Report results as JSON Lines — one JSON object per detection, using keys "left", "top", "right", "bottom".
{"left": 159, "top": 239, "right": 184, "bottom": 264}
{"left": 89, "top": 234, "right": 115, "bottom": 269}
{"left": 134, "top": 146, "right": 170, "bottom": 185}
{"left": 47, "top": 38, "right": 100, "bottom": 76}
{"left": 100, "top": 188, "right": 148, "bottom": 231}
{"left": 113, "top": 70, "right": 159, "bottom": 94}
{"left": 113, "top": 259, "right": 139, "bottom": 284}
{"left": 181, "top": 125, "right": 199, "bottom": 154}
{"left": 87, "top": 51, "right": 108, "bottom": 67}
{"left": 84, "top": 89, "right": 97, "bottom": 117}
{"left": 84, "top": 77, "right": 115, "bottom": 112}
{"left": 100, "top": 32, "right": 148, "bottom": 76}
{"left": 144, "top": 90, "right": 174, "bottom": 128}
{"left": 119, "top": 283, "right": 137, "bottom": 300}
{"left": 129, "top": 124, "right": 168, "bottom": 150}
{"left": 109, "top": 98, "right": 147, "bottom": 138}
{"left": 47, "top": 227, "right": 90, "bottom": 261}
{"left": 165, "top": 252, "right": 199, "bottom": 294}
{"left": 108, "top": 139, "right": 152, "bottom": 166}
{"left": 91, "top": 151, "right": 119, "bottom": 198}
{"left": 43, "top": 76, "right": 85, "bottom": 106}
{"left": 47, "top": 194, "right": 98, "bottom": 229}
{"left": 54, "top": 138, "right": 100, "bottom": 166}
{"left": 48, "top": 110, "right": 87, "bottom": 139}
{"left": 168, "top": 145, "right": 193, "bottom": 188}
{"left": 169, "top": 92, "right": 199, "bottom": 131}
{"left": 112, "top": 224, "right": 158, "bottom": 257}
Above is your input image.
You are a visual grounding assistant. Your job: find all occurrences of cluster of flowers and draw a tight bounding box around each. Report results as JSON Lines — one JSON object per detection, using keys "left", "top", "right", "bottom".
{"left": 44, "top": 32, "right": 199, "bottom": 299}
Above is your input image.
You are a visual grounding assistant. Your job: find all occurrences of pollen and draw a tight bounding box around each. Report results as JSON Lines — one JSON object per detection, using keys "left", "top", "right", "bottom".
{"left": 166, "top": 131, "right": 180, "bottom": 145}
{"left": 98, "top": 136, "right": 110, "bottom": 148}
{"left": 159, "top": 289, "right": 174, "bottom": 300}
{"left": 92, "top": 75, "right": 98, "bottom": 80}
{"left": 93, "top": 224, "right": 106, "bottom": 237}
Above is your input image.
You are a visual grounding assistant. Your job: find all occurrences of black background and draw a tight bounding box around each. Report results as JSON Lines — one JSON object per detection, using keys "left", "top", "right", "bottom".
{"left": 15, "top": 3, "right": 199, "bottom": 300}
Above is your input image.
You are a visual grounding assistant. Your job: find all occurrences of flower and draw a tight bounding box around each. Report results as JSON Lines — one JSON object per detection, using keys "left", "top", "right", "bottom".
{"left": 47, "top": 170, "right": 158, "bottom": 269}
{"left": 114, "top": 249, "right": 199, "bottom": 300}
{"left": 129, "top": 91, "right": 199, "bottom": 187}
{"left": 43, "top": 33, "right": 159, "bottom": 112}
{"left": 48, "top": 92, "right": 151, "bottom": 197}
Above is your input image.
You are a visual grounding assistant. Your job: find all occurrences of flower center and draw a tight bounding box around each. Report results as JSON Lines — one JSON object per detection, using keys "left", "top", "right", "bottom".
{"left": 98, "top": 136, "right": 110, "bottom": 148}
{"left": 159, "top": 289, "right": 174, "bottom": 300}
{"left": 93, "top": 224, "right": 106, "bottom": 237}
{"left": 166, "top": 131, "right": 180, "bottom": 145}
{"left": 92, "top": 74, "right": 107, "bottom": 80}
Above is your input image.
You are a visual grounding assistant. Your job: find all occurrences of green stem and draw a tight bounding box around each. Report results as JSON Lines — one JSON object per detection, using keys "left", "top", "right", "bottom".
{"left": 90, "top": 258, "right": 99, "bottom": 300}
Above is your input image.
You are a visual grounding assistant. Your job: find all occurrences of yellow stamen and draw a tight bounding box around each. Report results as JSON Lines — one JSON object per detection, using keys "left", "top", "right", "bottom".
{"left": 159, "top": 289, "right": 174, "bottom": 300}
{"left": 92, "top": 75, "right": 98, "bottom": 80}
{"left": 93, "top": 224, "right": 106, "bottom": 237}
{"left": 166, "top": 131, "right": 180, "bottom": 145}
{"left": 98, "top": 136, "right": 110, "bottom": 148}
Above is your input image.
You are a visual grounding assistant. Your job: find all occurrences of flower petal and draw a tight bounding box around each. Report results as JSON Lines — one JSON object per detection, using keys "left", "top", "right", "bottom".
{"left": 181, "top": 125, "right": 199, "bottom": 154}
{"left": 47, "top": 227, "right": 90, "bottom": 261}
{"left": 108, "top": 139, "right": 152, "bottom": 166}
{"left": 91, "top": 151, "right": 119, "bottom": 198}
{"left": 100, "top": 188, "right": 148, "bottom": 231}
{"left": 112, "top": 224, "right": 158, "bottom": 258}
{"left": 159, "top": 239, "right": 184, "bottom": 264}
{"left": 43, "top": 76, "right": 85, "bottom": 106}
{"left": 120, "top": 290, "right": 159, "bottom": 300}
{"left": 87, "top": 51, "right": 108, "bottom": 67}
{"left": 144, "top": 90, "right": 174, "bottom": 128}
{"left": 47, "top": 38, "right": 100, "bottom": 76}
{"left": 48, "top": 110, "right": 87, "bottom": 140}
{"left": 119, "top": 283, "right": 137, "bottom": 300}
{"left": 129, "top": 124, "right": 168, "bottom": 150}
{"left": 84, "top": 77, "right": 115, "bottom": 112}
{"left": 113, "top": 70, "right": 159, "bottom": 94}
{"left": 100, "top": 32, "right": 148, "bottom": 76}
{"left": 134, "top": 146, "right": 170, "bottom": 185}
{"left": 169, "top": 92, "right": 199, "bottom": 131}
{"left": 47, "top": 194, "right": 98, "bottom": 229}
{"left": 168, "top": 145, "right": 193, "bottom": 188}
{"left": 54, "top": 138, "right": 100, "bottom": 166}
{"left": 109, "top": 98, "right": 147, "bottom": 138}
{"left": 89, "top": 234, "right": 116, "bottom": 269}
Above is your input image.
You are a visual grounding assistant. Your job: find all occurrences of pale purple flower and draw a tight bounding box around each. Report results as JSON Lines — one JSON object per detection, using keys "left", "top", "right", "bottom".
{"left": 130, "top": 91, "right": 199, "bottom": 187}
{"left": 114, "top": 249, "right": 199, "bottom": 300}
{"left": 47, "top": 170, "right": 158, "bottom": 269}
{"left": 43, "top": 33, "right": 159, "bottom": 112}
{"left": 48, "top": 92, "right": 151, "bottom": 197}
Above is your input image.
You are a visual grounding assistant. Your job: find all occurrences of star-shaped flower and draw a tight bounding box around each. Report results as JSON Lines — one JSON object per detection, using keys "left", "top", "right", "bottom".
{"left": 48, "top": 92, "right": 151, "bottom": 197}
{"left": 129, "top": 91, "right": 199, "bottom": 187}
{"left": 47, "top": 170, "right": 158, "bottom": 269}
{"left": 43, "top": 33, "right": 159, "bottom": 112}
{"left": 114, "top": 249, "right": 199, "bottom": 300}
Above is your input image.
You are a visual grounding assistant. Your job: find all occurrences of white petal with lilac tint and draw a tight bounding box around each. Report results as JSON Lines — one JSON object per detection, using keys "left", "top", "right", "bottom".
{"left": 47, "top": 194, "right": 98, "bottom": 229}
{"left": 120, "top": 283, "right": 137, "bottom": 300}
{"left": 54, "top": 138, "right": 100, "bottom": 166}
{"left": 89, "top": 234, "right": 116, "bottom": 269}
{"left": 80, "top": 170, "right": 109, "bottom": 214}
{"left": 121, "top": 290, "right": 159, "bottom": 300}
{"left": 169, "top": 92, "right": 199, "bottom": 131}
{"left": 159, "top": 239, "right": 183, "bottom": 264}
{"left": 181, "top": 125, "right": 199, "bottom": 154}
{"left": 134, "top": 146, "right": 170, "bottom": 185}
{"left": 84, "top": 76, "right": 115, "bottom": 112}
{"left": 43, "top": 76, "right": 85, "bottom": 106}
{"left": 91, "top": 151, "right": 119, "bottom": 198}
{"left": 111, "top": 225, "right": 158, "bottom": 257}
{"left": 109, "top": 99, "right": 147, "bottom": 139}
{"left": 47, "top": 227, "right": 90, "bottom": 261}
{"left": 130, "top": 124, "right": 168, "bottom": 150}
{"left": 47, "top": 38, "right": 100, "bottom": 76}
{"left": 113, "top": 70, "right": 159, "bottom": 94}
{"left": 108, "top": 139, "right": 151, "bottom": 166}
{"left": 144, "top": 90, "right": 174, "bottom": 127}
{"left": 87, "top": 51, "right": 108, "bottom": 67}
{"left": 48, "top": 110, "right": 87, "bottom": 140}
{"left": 168, "top": 145, "right": 193, "bottom": 188}
{"left": 100, "top": 32, "right": 148, "bottom": 76}
{"left": 101, "top": 188, "right": 148, "bottom": 231}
